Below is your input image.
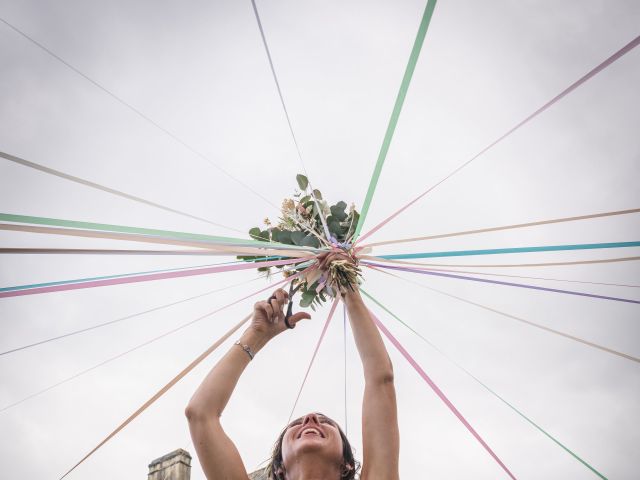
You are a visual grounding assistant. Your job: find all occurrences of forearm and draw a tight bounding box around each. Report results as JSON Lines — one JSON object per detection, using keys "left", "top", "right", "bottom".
{"left": 186, "top": 328, "right": 268, "bottom": 419}
{"left": 344, "top": 289, "right": 394, "bottom": 384}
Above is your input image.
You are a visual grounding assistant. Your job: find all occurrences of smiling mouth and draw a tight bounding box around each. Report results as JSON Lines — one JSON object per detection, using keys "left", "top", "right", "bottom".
{"left": 298, "top": 427, "right": 324, "bottom": 439}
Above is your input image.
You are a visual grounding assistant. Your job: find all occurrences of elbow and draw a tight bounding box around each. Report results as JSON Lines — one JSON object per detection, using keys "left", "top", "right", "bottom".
{"left": 184, "top": 403, "right": 199, "bottom": 422}
{"left": 185, "top": 401, "right": 217, "bottom": 423}
{"left": 368, "top": 365, "right": 395, "bottom": 387}
{"left": 368, "top": 356, "right": 395, "bottom": 386}
{"left": 377, "top": 369, "right": 395, "bottom": 386}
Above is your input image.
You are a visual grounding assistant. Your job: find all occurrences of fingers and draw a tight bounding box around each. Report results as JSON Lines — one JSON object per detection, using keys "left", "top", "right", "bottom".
{"left": 274, "top": 289, "right": 287, "bottom": 305}
{"left": 270, "top": 297, "right": 283, "bottom": 322}
{"left": 254, "top": 301, "right": 274, "bottom": 321}
{"left": 261, "top": 289, "right": 288, "bottom": 324}
{"left": 318, "top": 251, "right": 351, "bottom": 270}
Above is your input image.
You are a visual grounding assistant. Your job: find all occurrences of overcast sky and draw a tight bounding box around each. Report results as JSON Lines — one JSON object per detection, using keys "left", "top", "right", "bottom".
{"left": 1, "top": 0, "right": 639, "bottom": 479}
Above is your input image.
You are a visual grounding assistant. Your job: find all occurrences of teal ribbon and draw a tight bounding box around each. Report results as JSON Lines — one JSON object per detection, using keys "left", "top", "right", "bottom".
{"left": 353, "top": 0, "right": 438, "bottom": 240}
{"left": 378, "top": 241, "right": 640, "bottom": 259}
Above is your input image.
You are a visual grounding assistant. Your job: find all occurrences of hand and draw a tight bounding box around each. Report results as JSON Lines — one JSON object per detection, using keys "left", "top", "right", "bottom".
{"left": 316, "top": 251, "right": 361, "bottom": 297}
{"left": 317, "top": 250, "right": 356, "bottom": 271}
{"left": 249, "top": 288, "right": 311, "bottom": 340}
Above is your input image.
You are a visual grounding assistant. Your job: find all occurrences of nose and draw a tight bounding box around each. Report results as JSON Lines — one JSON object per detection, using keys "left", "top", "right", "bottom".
{"left": 302, "top": 413, "right": 320, "bottom": 426}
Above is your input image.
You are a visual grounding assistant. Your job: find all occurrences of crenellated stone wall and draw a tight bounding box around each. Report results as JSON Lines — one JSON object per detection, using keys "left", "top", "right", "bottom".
{"left": 148, "top": 449, "right": 192, "bottom": 480}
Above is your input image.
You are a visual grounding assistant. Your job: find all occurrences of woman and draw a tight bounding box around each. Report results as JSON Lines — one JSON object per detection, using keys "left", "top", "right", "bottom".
{"left": 185, "top": 252, "right": 399, "bottom": 479}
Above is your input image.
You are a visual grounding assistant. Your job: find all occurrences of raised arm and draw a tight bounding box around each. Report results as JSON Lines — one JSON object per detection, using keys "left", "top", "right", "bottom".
{"left": 185, "top": 289, "right": 310, "bottom": 480}
{"left": 321, "top": 253, "right": 400, "bottom": 480}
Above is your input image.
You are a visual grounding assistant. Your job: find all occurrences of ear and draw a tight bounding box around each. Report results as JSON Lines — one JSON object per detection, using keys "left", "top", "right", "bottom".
{"left": 341, "top": 463, "right": 354, "bottom": 477}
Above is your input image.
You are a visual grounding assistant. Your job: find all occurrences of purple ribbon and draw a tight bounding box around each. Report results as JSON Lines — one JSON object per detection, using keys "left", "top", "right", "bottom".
{"left": 363, "top": 262, "right": 640, "bottom": 305}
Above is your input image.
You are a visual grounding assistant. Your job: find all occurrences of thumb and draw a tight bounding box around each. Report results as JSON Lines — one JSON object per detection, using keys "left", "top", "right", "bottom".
{"left": 288, "top": 311, "right": 311, "bottom": 327}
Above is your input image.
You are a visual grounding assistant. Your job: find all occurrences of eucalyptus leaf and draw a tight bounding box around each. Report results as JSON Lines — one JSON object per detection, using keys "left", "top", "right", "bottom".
{"left": 301, "top": 235, "right": 320, "bottom": 248}
{"left": 249, "top": 227, "right": 261, "bottom": 239}
{"left": 330, "top": 204, "right": 347, "bottom": 221}
{"left": 296, "top": 174, "right": 309, "bottom": 190}
{"left": 291, "top": 231, "right": 306, "bottom": 246}
{"left": 312, "top": 189, "right": 322, "bottom": 200}
{"left": 275, "top": 230, "right": 293, "bottom": 245}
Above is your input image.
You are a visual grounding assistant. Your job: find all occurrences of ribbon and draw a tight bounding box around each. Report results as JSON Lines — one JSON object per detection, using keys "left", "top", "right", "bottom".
{"left": 0, "top": 223, "right": 317, "bottom": 259}
{"left": 56, "top": 270, "right": 307, "bottom": 479}
{"left": 0, "top": 14, "right": 279, "bottom": 210}
{"left": 0, "top": 213, "right": 316, "bottom": 251}
{"left": 356, "top": 35, "right": 640, "bottom": 244}
{"left": 361, "top": 289, "right": 608, "bottom": 479}
{"left": 366, "top": 255, "right": 640, "bottom": 269}
{"left": 361, "top": 208, "right": 640, "bottom": 248}
{"left": 0, "top": 150, "right": 247, "bottom": 232}
{"left": 287, "top": 296, "right": 340, "bottom": 423}
{"left": 353, "top": 0, "right": 438, "bottom": 240}
{"left": 364, "top": 262, "right": 640, "bottom": 305}
{"left": 0, "top": 256, "right": 310, "bottom": 298}
{"left": 0, "top": 259, "right": 251, "bottom": 293}
{"left": 0, "top": 248, "right": 240, "bottom": 255}
{"left": 389, "top": 266, "right": 640, "bottom": 288}
{"left": 0, "top": 276, "right": 262, "bottom": 356}
{"left": 366, "top": 265, "right": 640, "bottom": 363}
{"left": 375, "top": 241, "right": 640, "bottom": 260}
{"left": 368, "top": 308, "right": 517, "bottom": 479}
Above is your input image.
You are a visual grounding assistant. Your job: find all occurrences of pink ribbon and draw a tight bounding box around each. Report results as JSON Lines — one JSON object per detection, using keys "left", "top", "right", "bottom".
{"left": 369, "top": 309, "right": 517, "bottom": 479}
{"left": 356, "top": 35, "right": 640, "bottom": 245}
{"left": 0, "top": 256, "right": 311, "bottom": 298}
{"left": 288, "top": 296, "right": 340, "bottom": 422}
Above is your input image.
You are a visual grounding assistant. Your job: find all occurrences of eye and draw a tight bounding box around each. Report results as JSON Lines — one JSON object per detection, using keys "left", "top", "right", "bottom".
{"left": 319, "top": 418, "right": 336, "bottom": 427}
{"left": 287, "top": 420, "right": 302, "bottom": 429}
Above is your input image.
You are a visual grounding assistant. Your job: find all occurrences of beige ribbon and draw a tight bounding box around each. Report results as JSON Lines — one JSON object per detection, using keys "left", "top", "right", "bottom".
{"left": 0, "top": 223, "right": 312, "bottom": 259}
{"left": 361, "top": 255, "right": 640, "bottom": 269}
{"left": 59, "top": 312, "right": 252, "bottom": 479}
{"left": 360, "top": 208, "right": 640, "bottom": 248}
{"left": 368, "top": 266, "right": 640, "bottom": 363}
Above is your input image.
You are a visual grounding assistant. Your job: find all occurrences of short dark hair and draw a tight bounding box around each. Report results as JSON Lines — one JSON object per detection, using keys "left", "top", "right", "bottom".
{"left": 266, "top": 415, "right": 360, "bottom": 479}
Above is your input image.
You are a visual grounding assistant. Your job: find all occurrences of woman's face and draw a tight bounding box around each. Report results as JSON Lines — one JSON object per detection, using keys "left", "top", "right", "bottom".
{"left": 281, "top": 412, "right": 344, "bottom": 468}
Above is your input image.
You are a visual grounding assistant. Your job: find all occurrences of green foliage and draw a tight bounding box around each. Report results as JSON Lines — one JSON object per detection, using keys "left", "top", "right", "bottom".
{"left": 291, "top": 231, "right": 306, "bottom": 246}
{"left": 296, "top": 174, "right": 309, "bottom": 190}
{"left": 240, "top": 173, "right": 361, "bottom": 309}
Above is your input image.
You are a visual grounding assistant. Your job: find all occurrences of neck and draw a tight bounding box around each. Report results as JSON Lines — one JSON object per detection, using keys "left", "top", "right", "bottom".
{"left": 284, "top": 455, "right": 341, "bottom": 480}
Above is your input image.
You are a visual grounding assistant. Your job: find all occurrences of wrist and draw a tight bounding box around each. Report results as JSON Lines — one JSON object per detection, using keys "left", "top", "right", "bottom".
{"left": 343, "top": 288, "right": 363, "bottom": 305}
{"left": 239, "top": 327, "right": 271, "bottom": 354}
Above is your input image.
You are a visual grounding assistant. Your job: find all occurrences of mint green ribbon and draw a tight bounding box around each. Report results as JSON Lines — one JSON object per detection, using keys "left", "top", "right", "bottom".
{"left": 361, "top": 289, "right": 608, "bottom": 479}
{"left": 354, "top": 0, "right": 438, "bottom": 240}
{"left": 0, "top": 213, "right": 315, "bottom": 251}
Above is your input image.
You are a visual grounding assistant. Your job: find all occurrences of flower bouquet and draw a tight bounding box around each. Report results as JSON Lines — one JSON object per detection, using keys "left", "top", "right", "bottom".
{"left": 238, "top": 174, "right": 362, "bottom": 309}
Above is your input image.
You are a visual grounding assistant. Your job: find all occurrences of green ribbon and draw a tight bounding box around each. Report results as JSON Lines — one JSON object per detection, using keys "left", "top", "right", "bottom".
{"left": 0, "top": 213, "right": 314, "bottom": 250}
{"left": 353, "top": 0, "right": 438, "bottom": 240}
{"left": 361, "top": 289, "right": 608, "bottom": 479}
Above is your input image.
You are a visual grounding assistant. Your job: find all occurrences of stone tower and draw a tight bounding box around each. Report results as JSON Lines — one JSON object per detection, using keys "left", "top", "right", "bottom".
{"left": 148, "top": 449, "right": 192, "bottom": 480}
